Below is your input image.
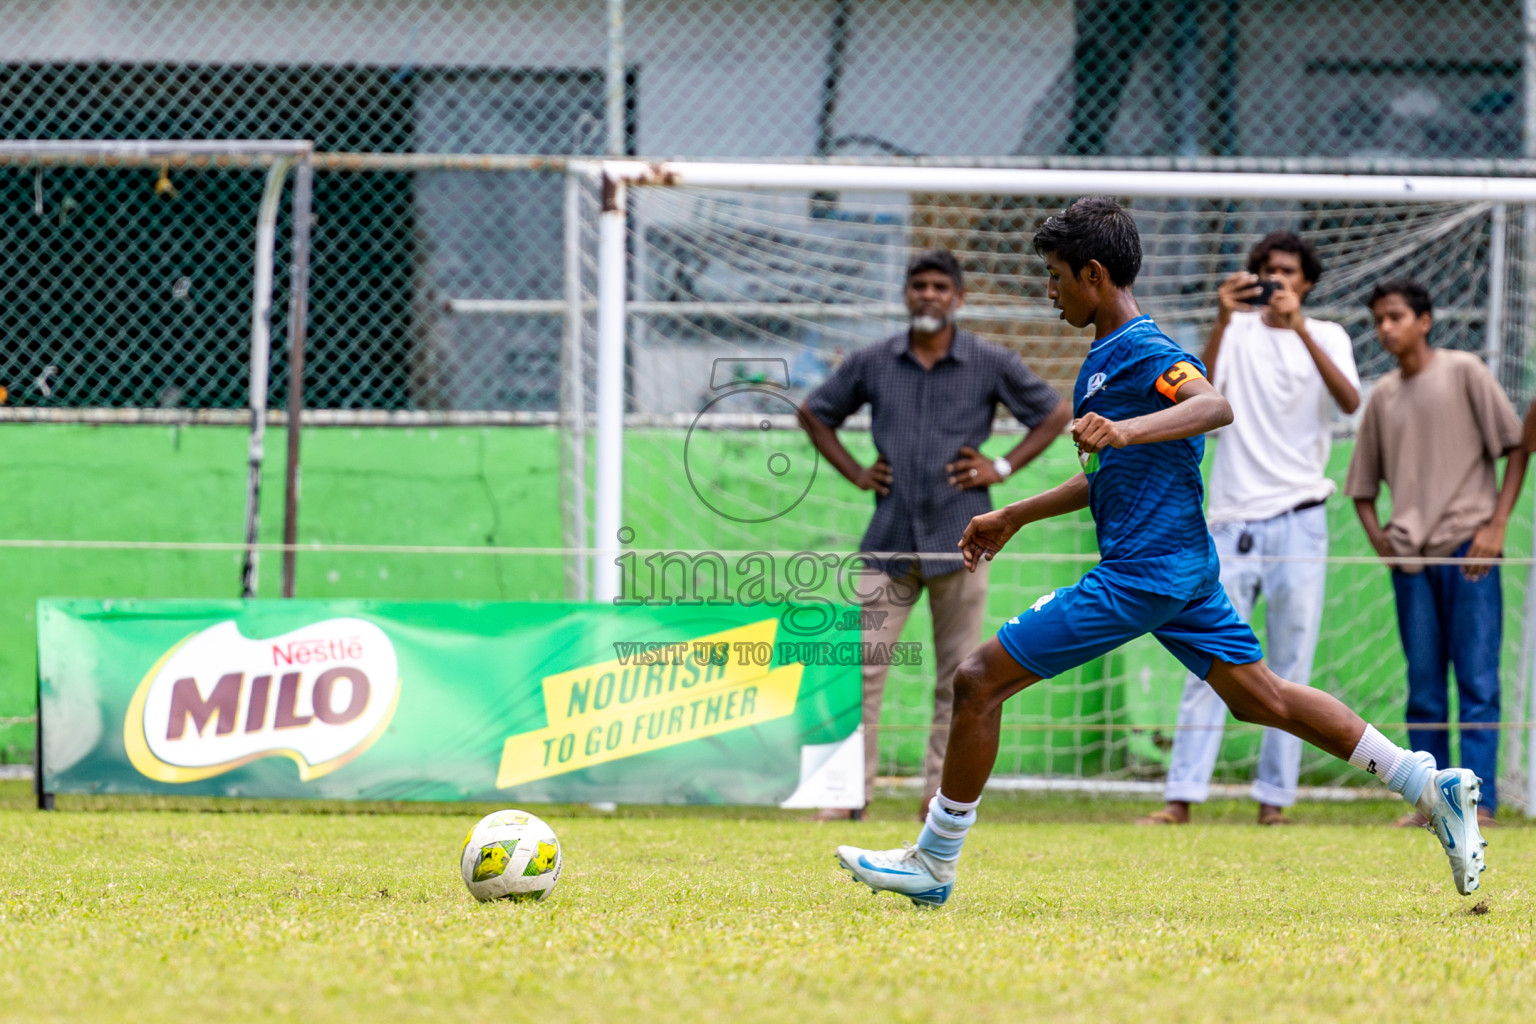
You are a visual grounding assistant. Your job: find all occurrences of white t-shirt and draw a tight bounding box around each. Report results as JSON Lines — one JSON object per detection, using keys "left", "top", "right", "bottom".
{"left": 1206, "top": 311, "right": 1361, "bottom": 524}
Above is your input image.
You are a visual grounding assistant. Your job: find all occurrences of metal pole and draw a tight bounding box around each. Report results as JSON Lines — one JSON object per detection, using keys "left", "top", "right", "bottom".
{"left": 598, "top": 4, "right": 628, "bottom": 603}
{"left": 606, "top": 159, "right": 1536, "bottom": 202}
{"left": 562, "top": 170, "right": 590, "bottom": 601}
{"left": 1523, "top": 0, "right": 1536, "bottom": 816}
{"left": 593, "top": 173, "right": 627, "bottom": 602}
{"left": 0, "top": 139, "right": 311, "bottom": 159}
{"left": 605, "top": 0, "right": 627, "bottom": 156}
{"left": 814, "top": 0, "right": 852, "bottom": 158}
{"left": 1486, "top": 203, "right": 1508, "bottom": 376}
{"left": 281, "top": 154, "right": 314, "bottom": 598}
{"left": 1175, "top": 0, "right": 1202, "bottom": 158}
{"left": 241, "top": 156, "right": 293, "bottom": 598}
{"left": 1523, "top": 568, "right": 1536, "bottom": 816}
{"left": 34, "top": 647, "right": 50, "bottom": 810}
{"left": 1164, "top": 0, "right": 1203, "bottom": 345}
{"left": 1527, "top": 0, "right": 1536, "bottom": 162}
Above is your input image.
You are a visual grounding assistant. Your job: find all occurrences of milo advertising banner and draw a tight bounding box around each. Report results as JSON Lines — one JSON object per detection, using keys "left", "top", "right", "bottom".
{"left": 37, "top": 599, "right": 864, "bottom": 806}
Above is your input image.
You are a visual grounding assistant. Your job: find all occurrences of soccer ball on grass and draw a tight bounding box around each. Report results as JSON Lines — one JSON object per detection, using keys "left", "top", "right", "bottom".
{"left": 459, "top": 809, "right": 562, "bottom": 902}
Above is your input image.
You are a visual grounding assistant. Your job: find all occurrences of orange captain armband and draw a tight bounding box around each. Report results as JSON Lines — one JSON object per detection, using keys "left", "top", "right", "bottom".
{"left": 1154, "top": 360, "right": 1206, "bottom": 401}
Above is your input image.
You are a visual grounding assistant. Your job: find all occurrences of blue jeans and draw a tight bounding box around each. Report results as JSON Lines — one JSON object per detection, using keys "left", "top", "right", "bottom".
{"left": 1391, "top": 540, "right": 1502, "bottom": 813}
{"left": 1165, "top": 506, "right": 1328, "bottom": 807}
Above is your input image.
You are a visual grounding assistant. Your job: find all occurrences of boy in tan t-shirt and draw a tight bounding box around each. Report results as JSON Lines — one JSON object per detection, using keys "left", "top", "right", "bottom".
{"left": 1345, "top": 278, "right": 1527, "bottom": 824}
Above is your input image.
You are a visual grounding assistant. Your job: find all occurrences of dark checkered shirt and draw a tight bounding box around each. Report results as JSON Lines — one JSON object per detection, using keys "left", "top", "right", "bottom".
{"left": 805, "top": 329, "right": 1061, "bottom": 577}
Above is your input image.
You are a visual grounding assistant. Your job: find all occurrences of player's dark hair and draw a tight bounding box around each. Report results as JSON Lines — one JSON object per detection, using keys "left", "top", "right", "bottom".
{"left": 1366, "top": 278, "right": 1433, "bottom": 318}
{"left": 1247, "top": 230, "right": 1323, "bottom": 284}
{"left": 906, "top": 248, "right": 963, "bottom": 289}
{"left": 1032, "top": 196, "right": 1142, "bottom": 287}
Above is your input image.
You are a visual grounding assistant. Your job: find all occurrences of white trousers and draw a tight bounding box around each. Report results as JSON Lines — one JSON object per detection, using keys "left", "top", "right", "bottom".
{"left": 1164, "top": 506, "right": 1328, "bottom": 807}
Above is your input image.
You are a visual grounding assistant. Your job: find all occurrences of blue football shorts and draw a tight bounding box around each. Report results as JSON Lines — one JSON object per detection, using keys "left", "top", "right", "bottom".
{"left": 995, "top": 566, "right": 1264, "bottom": 680}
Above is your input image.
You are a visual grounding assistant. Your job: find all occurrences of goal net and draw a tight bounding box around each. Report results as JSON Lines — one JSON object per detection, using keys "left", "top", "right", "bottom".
{"left": 0, "top": 141, "right": 314, "bottom": 598}
{"left": 569, "top": 159, "right": 1536, "bottom": 808}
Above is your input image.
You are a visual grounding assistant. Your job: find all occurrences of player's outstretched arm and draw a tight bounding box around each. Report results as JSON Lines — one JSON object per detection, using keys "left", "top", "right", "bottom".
{"left": 1072, "top": 378, "right": 1232, "bottom": 452}
{"left": 958, "top": 474, "right": 1090, "bottom": 571}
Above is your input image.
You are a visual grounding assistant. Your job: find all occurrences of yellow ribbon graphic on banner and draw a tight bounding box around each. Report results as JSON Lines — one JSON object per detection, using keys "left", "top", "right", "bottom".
{"left": 496, "top": 619, "right": 801, "bottom": 788}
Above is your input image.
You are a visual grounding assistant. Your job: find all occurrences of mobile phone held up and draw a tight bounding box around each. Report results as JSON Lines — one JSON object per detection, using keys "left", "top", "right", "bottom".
{"left": 1248, "top": 279, "right": 1279, "bottom": 306}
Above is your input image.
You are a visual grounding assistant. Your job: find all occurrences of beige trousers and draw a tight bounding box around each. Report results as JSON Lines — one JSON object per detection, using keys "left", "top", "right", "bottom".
{"left": 859, "top": 561, "right": 991, "bottom": 806}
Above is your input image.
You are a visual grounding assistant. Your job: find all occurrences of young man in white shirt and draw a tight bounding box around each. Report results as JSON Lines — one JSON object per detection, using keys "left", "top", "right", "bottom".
{"left": 1138, "top": 231, "right": 1361, "bottom": 826}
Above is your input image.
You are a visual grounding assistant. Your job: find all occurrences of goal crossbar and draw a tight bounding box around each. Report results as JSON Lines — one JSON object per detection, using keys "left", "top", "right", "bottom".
{"left": 590, "top": 159, "right": 1536, "bottom": 203}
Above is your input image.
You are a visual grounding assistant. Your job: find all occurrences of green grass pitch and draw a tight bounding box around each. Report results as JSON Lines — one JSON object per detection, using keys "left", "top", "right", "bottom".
{"left": 3, "top": 783, "right": 1534, "bottom": 1023}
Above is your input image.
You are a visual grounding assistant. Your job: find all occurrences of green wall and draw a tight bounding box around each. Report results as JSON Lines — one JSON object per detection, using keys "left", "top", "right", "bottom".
{"left": 4, "top": 423, "right": 1530, "bottom": 787}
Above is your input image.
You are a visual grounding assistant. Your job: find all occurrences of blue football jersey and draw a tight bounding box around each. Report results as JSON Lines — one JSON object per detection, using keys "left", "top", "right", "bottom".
{"left": 1073, "top": 315, "right": 1221, "bottom": 600}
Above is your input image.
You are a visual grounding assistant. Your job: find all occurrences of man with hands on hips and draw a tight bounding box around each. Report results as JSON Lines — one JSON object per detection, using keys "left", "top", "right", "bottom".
{"left": 798, "top": 248, "right": 1068, "bottom": 820}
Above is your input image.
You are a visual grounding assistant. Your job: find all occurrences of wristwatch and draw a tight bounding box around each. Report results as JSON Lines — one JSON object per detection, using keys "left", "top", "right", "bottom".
{"left": 992, "top": 456, "right": 1013, "bottom": 479}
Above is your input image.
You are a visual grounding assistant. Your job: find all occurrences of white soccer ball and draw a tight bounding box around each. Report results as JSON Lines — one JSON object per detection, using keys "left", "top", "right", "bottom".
{"left": 459, "top": 809, "right": 563, "bottom": 902}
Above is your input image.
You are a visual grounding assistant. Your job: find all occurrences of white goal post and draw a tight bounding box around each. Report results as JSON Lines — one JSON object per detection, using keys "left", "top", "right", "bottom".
{"left": 576, "top": 158, "right": 1536, "bottom": 811}
{"left": 583, "top": 158, "right": 1536, "bottom": 602}
{"left": 0, "top": 141, "right": 315, "bottom": 599}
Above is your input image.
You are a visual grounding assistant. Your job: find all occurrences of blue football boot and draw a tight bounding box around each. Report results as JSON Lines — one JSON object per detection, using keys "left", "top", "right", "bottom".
{"left": 834, "top": 842, "right": 956, "bottom": 908}
{"left": 1420, "top": 768, "right": 1488, "bottom": 896}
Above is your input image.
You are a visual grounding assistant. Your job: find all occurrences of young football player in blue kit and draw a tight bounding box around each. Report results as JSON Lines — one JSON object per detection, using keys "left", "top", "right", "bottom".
{"left": 835, "top": 197, "right": 1487, "bottom": 906}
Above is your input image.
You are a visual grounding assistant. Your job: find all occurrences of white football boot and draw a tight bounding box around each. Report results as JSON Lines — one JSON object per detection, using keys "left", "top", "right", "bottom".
{"left": 834, "top": 842, "right": 956, "bottom": 908}
{"left": 1417, "top": 768, "right": 1488, "bottom": 896}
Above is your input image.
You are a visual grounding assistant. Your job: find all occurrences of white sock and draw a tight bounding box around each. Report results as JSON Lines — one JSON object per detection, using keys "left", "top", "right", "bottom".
{"left": 1347, "top": 725, "right": 1405, "bottom": 782}
{"left": 916, "top": 790, "right": 979, "bottom": 863}
{"left": 1348, "top": 725, "right": 1437, "bottom": 807}
{"left": 936, "top": 791, "right": 980, "bottom": 815}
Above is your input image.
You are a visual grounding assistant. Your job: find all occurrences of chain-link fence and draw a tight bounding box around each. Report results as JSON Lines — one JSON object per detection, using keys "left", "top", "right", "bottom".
{"left": 0, "top": 0, "right": 1532, "bottom": 413}
{"left": 6, "top": 1, "right": 1536, "bottom": 795}
{"left": 3, "top": 1, "right": 1523, "bottom": 160}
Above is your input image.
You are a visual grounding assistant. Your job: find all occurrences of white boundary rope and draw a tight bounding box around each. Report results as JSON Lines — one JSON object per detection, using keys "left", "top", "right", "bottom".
{"left": 0, "top": 538, "right": 1525, "bottom": 568}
